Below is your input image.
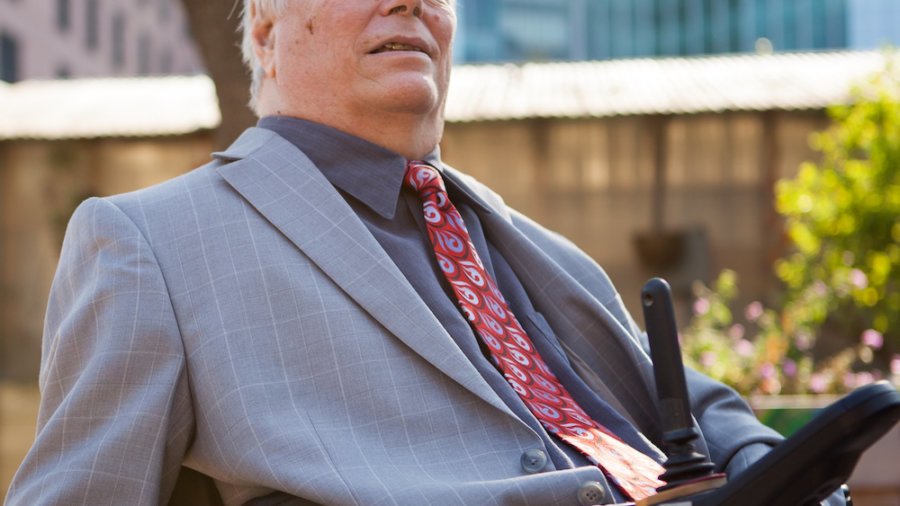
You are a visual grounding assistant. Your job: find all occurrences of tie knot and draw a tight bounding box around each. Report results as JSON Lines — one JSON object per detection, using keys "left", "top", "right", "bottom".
{"left": 405, "top": 161, "right": 445, "bottom": 198}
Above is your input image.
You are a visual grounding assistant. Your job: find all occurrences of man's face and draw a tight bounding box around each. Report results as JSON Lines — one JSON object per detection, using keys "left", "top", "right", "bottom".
{"left": 269, "top": 0, "right": 456, "bottom": 123}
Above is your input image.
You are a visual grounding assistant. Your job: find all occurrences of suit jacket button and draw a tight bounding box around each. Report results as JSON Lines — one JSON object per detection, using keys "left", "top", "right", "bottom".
{"left": 520, "top": 448, "right": 548, "bottom": 473}
{"left": 577, "top": 481, "right": 607, "bottom": 505}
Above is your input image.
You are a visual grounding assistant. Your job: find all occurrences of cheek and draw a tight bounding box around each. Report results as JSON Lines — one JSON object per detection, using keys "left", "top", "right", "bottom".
{"left": 276, "top": 19, "right": 306, "bottom": 65}
{"left": 278, "top": 29, "right": 337, "bottom": 81}
{"left": 429, "top": 13, "right": 456, "bottom": 51}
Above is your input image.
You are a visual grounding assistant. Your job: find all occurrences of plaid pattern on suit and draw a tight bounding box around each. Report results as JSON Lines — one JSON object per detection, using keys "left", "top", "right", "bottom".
{"left": 7, "top": 128, "right": 782, "bottom": 505}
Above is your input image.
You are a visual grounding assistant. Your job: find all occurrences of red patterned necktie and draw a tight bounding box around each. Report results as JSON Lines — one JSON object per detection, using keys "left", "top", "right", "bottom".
{"left": 405, "top": 161, "right": 666, "bottom": 501}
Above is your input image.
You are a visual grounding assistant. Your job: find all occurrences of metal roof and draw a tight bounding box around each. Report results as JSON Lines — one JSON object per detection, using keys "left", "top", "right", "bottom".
{"left": 0, "top": 75, "right": 220, "bottom": 140}
{"left": 0, "top": 51, "right": 890, "bottom": 140}
{"left": 444, "top": 50, "right": 890, "bottom": 121}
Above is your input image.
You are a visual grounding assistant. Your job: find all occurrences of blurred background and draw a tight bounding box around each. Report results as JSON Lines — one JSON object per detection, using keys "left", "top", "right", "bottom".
{"left": 2, "top": 0, "right": 899, "bottom": 503}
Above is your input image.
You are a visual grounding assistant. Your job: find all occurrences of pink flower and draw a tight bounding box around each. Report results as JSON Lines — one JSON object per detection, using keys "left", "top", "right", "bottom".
{"left": 745, "top": 301, "right": 764, "bottom": 322}
{"left": 782, "top": 359, "right": 797, "bottom": 378}
{"left": 891, "top": 355, "right": 900, "bottom": 376}
{"left": 760, "top": 362, "right": 776, "bottom": 379}
{"left": 812, "top": 281, "right": 828, "bottom": 297}
{"left": 693, "top": 297, "right": 710, "bottom": 316}
{"left": 794, "top": 332, "right": 812, "bottom": 351}
{"left": 809, "top": 373, "right": 827, "bottom": 394}
{"left": 855, "top": 372, "right": 875, "bottom": 386}
{"left": 700, "top": 351, "right": 717, "bottom": 368}
{"left": 849, "top": 269, "right": 868, "bottom": 289}
{"left": 728, "top": 323, "right": 745, "bottom": 340}
{"left": 843, "top": 372, "right": 857, "bottom": 390}
{"left": 861, "top": 329, "right": 883, "bottom": 350}
{"left": 735, "top": 339, "right": 754, "bottom": 357}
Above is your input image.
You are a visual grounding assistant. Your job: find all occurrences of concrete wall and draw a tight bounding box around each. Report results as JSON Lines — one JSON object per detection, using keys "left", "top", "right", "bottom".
{"left": 0, "top": 134, "right": 213, "bottom": 379}
{"left": 441, "top": 110, "right": 828, "bottom": 322}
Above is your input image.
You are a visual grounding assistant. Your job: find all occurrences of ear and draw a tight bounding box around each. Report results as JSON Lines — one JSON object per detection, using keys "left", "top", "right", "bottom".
{"left": 250, "top": 4, "right": 277, "bottom": 78}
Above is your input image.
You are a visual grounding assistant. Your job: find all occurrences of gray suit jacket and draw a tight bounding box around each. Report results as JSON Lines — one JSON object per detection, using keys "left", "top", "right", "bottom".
{"left": 8, "top": 128, "right": 783, "bottom": 505}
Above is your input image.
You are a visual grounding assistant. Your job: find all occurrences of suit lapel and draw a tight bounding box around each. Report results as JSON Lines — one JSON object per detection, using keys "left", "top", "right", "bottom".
{"left": 214, "top": 129, "right": 659, "bottom": 439}
{"left": 214, "top": 128, "right": 514, "bottom": 416}
{"left": 443, "top": 171, "right": 661, "bottom": 438}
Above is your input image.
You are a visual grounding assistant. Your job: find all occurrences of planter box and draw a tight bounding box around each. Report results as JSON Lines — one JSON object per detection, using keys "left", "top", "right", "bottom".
{"left": 848, "top": 423, "right": 900, "bottom": 506}
{"left": 750, "top": 394, "right": 839, "bottom": 436}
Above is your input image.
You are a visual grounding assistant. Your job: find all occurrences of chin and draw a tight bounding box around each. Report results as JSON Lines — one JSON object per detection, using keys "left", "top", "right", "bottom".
{"left": 378, "top": 79, "right": 443, "bottom": 115}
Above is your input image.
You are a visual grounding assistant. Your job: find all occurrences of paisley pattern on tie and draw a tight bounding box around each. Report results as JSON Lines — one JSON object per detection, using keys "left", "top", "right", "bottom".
{"left": 405, "top": 161, "right": 666, "bottom": 501}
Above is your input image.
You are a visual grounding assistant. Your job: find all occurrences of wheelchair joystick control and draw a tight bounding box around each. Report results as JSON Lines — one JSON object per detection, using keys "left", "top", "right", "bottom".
{"left": 637, "top": 278, "right": 726, "bottom": 505}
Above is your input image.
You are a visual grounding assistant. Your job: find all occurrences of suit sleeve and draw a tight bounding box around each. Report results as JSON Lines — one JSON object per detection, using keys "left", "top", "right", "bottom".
{"left": 554, "top": 234, "right": 845, "bottom": 504}
{"left": 6, "top": 197, "right": 194, "bottom": 505}
{"left": 505, "top": 209, "right": 784, "bottom": 468}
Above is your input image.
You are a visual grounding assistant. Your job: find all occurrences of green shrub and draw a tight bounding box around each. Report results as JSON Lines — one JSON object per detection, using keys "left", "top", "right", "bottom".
{"left": 683, "top": 55, "right": 900, "bottom": 395}
{"left": 776, "top": 57, "right": 900, "bottom": 352}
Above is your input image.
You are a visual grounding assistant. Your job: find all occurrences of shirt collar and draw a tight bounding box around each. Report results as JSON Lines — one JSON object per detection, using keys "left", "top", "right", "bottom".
{"left": 257, "top": 115, "right": 491, "bottom": 218}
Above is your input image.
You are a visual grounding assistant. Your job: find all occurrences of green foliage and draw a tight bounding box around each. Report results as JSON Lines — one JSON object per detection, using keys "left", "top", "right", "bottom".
{"left": 682, "top": 55, "right": 900, "bottom": 396}
{"left": 775, "top": 59, "right": 900, "bottom": 347}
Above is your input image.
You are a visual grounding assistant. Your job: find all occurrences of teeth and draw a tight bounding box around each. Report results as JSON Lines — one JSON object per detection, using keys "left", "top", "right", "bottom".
{"left": 381, "top": 42, "right": 423, "bottom": 52}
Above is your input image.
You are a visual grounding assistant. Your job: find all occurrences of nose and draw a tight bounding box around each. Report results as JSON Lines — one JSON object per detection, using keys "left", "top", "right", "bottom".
{"left": 383, "top": 0, "right": 423, "bottom": 17}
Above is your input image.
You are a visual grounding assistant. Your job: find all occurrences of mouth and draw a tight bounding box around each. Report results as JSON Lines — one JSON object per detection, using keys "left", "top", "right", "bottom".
{"left": 370, "top": 38, "right": 431, "bottom": 57}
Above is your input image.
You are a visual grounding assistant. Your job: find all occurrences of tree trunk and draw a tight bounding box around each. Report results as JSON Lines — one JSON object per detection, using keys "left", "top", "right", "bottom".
{"left": 180, "top": 0, "right": 257, "bottom": 150}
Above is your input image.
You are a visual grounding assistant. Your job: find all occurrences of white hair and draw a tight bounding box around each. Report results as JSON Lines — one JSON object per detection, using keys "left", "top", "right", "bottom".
{"left": 241, "top": 0, "right": 287, "bottom": 113}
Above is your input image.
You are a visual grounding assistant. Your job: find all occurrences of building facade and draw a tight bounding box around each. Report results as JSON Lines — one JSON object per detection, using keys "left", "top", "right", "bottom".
{"left": 5, "top": 1, "right": 899, "bottom": 82}
{"left": 455, "top": 0, "right": 900, "bottom": 63}
{"left": 0, "top": 0, "right": 202, "bottom": 82}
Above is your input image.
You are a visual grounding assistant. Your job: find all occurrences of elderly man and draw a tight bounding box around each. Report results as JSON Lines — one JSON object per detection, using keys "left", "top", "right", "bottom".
{"left": 10, "top": 1, "right": 821, "bottom": 504}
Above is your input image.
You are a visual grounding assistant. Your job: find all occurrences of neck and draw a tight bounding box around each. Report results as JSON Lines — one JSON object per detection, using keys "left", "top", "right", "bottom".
{"left": 257, "top": 91, "right": 444, "bottom": 160}
{"left": 326, "top": 111, "right": 443, "bottom": 161}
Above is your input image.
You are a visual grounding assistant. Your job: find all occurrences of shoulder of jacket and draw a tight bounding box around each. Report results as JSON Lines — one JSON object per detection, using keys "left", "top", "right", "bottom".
{"left": 442, "top": 165, "right": 513, "bottom": 223}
